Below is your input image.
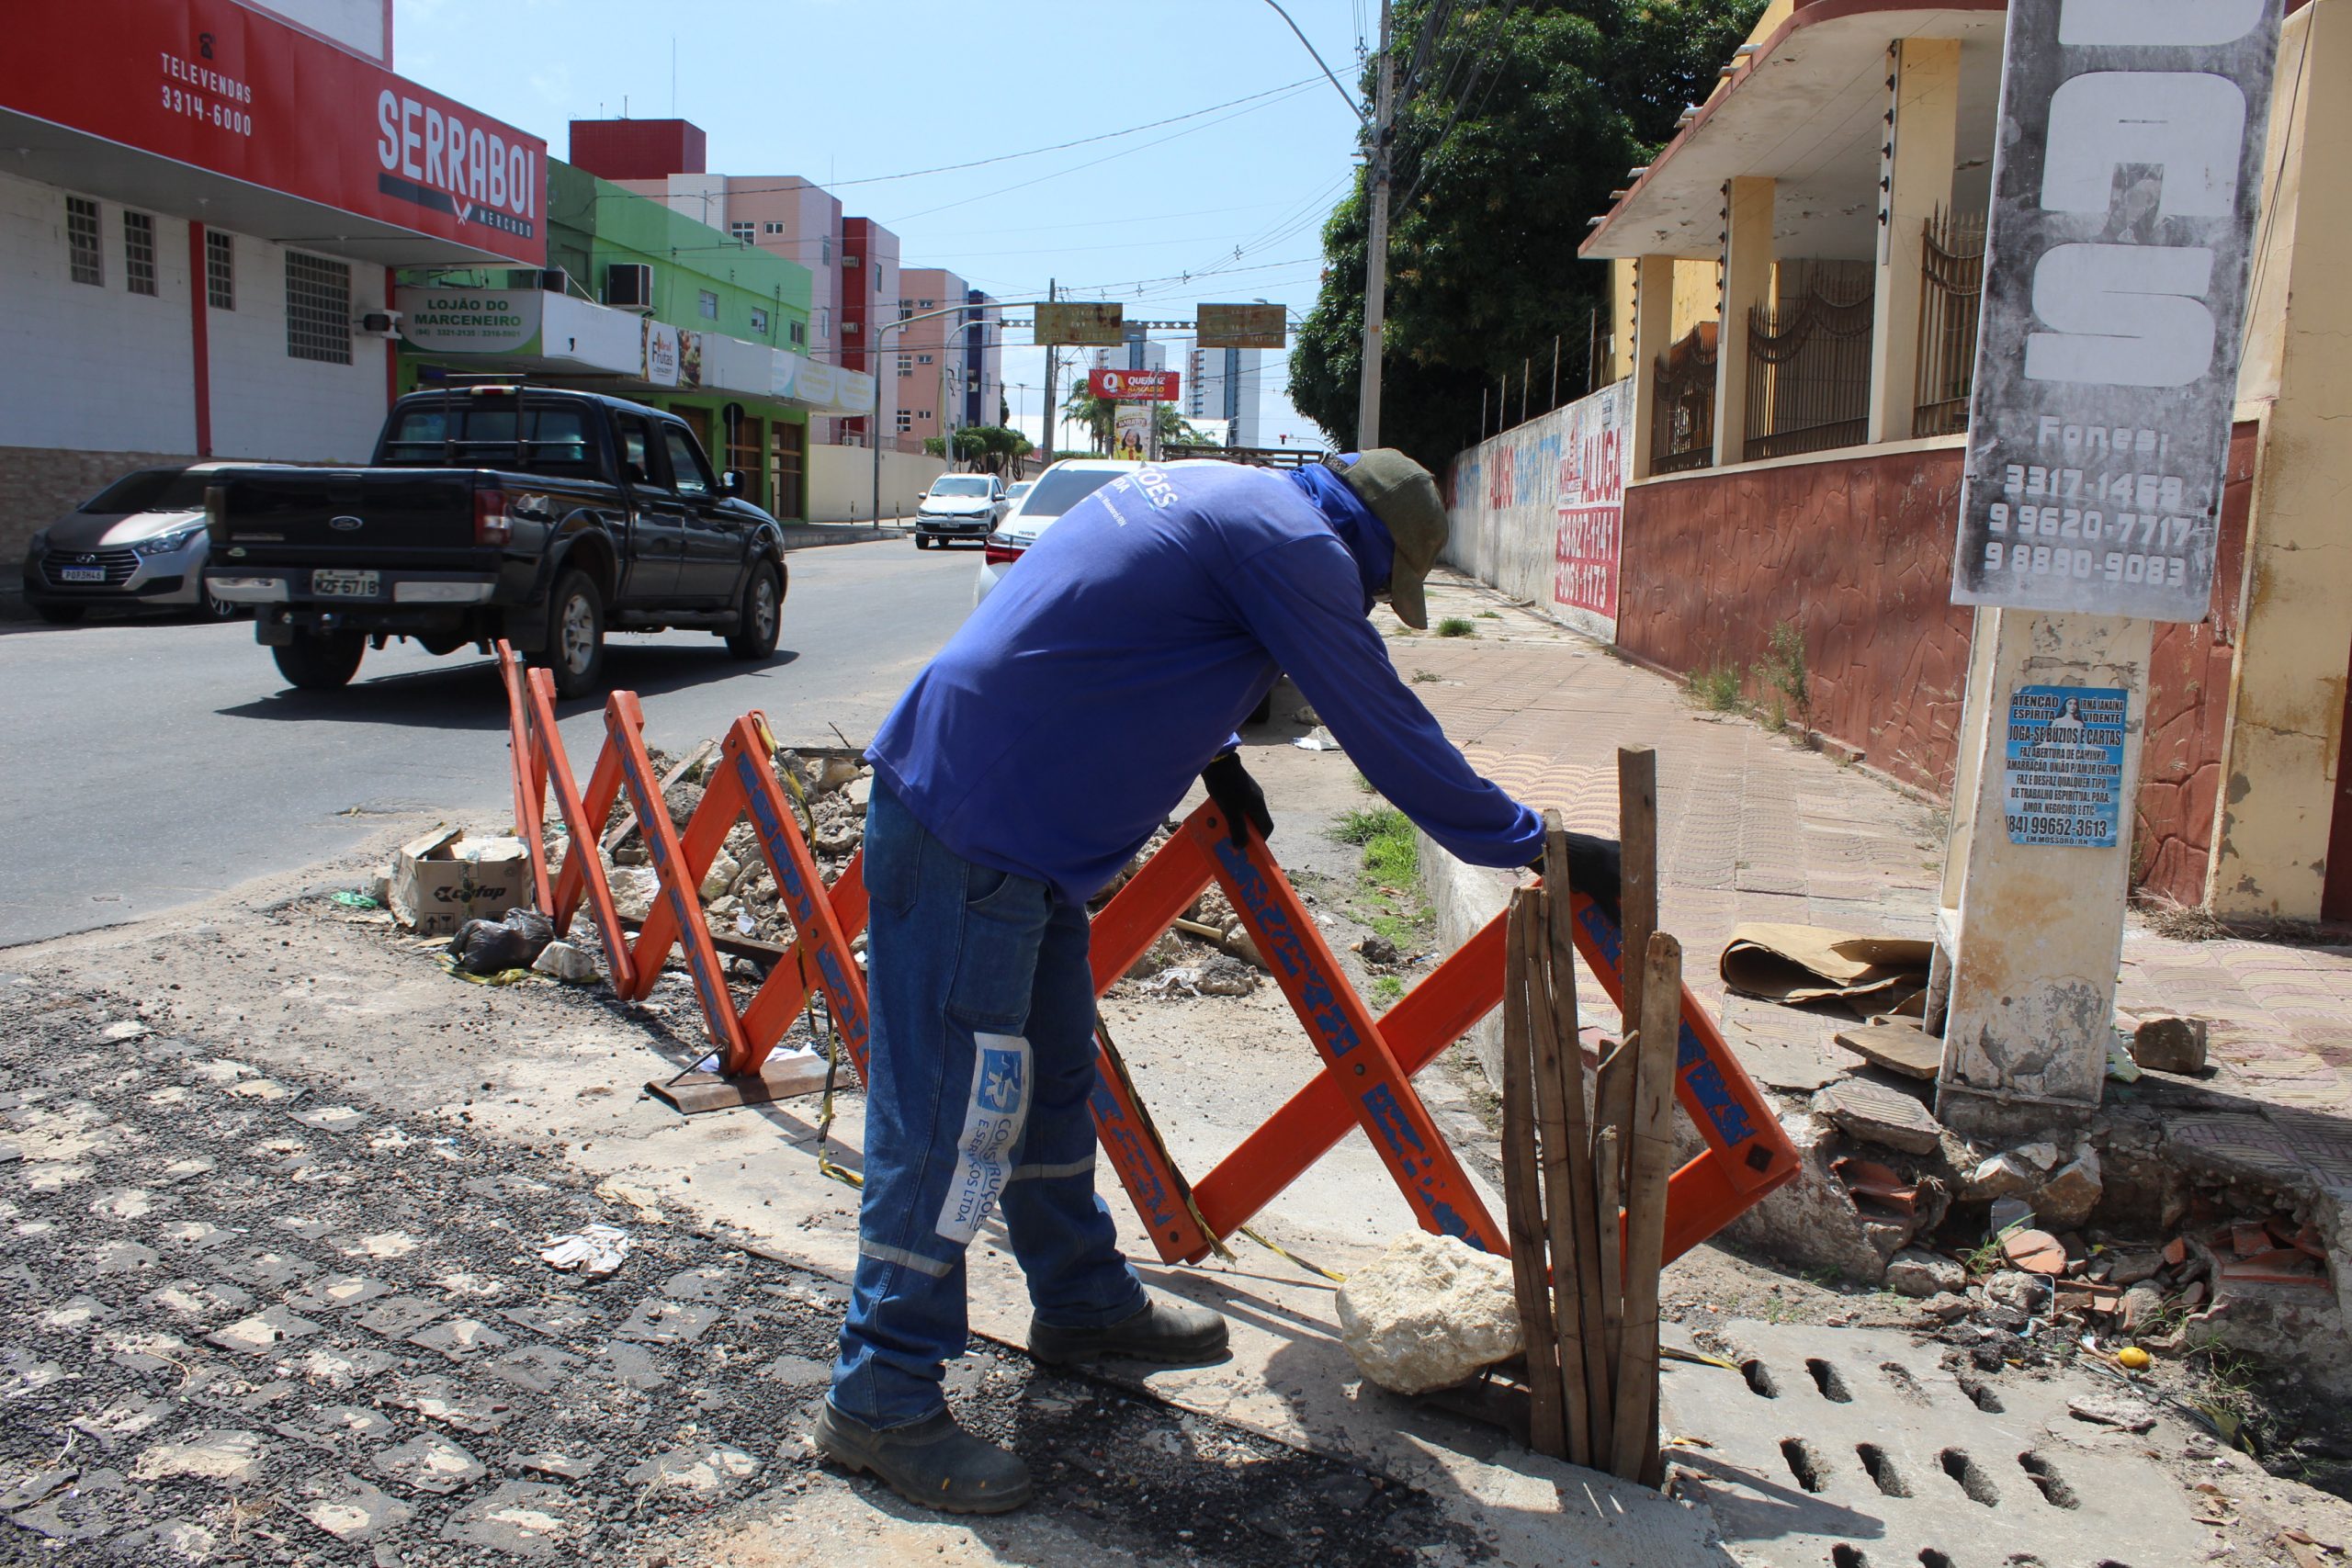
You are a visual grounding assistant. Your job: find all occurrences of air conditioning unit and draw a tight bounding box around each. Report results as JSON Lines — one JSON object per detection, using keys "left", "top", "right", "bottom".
{"left": 356, "top": 310, "right": 402, "bottom": 338}
{"left": 537, "top": 268, "right": 571, "bottom": 294}
{"left": 604, "top": 263, "right": 653, "bottom": 308}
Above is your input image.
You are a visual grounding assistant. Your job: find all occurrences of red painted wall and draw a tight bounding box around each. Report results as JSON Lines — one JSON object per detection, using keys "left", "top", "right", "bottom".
{"left": 1614, "top": 424, "right": 2256, "bottom": 905}
{"left": 567, "top": 118, "right": 706, "bottom": 181}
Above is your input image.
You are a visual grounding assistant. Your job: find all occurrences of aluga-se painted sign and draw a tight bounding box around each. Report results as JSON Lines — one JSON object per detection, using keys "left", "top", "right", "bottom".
{"left": 1950, "top": 0, "right": 2282, "bottom": 621}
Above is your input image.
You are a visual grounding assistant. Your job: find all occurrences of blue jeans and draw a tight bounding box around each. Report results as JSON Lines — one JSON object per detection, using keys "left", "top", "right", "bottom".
{"left": 830, "top": 780, "right": 1147, "bottom": 1428}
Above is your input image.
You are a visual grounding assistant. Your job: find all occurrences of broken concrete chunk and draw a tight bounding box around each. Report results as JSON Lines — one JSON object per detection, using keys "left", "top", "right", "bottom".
{"left": 2034, "top": 1150, "right": 2104, "bottom": 1230}
{"left": 1963, "top": 1152, "right": 2041, "bottom": 1201}
{"left": 2131, "top": 1016, "right": 2210, "bottom": 1076}
{"left": 1830, "top": 1021, "right": 1942, "bottom": 1080}
{"left": 530, "top": 942, "right": 596, "bottom": 985}
{"left": 699, "top": 852, "right": 741, "bottom": 902}
{"left": 608, "top": 866, "right": 660, "bottom": 924}
{"left": 2012, "top": 1142, "right": 2061, "bottom": 1172}
{"left": 2106, "top": 1250, "right": 2165, "bottom": 1287}
{"left": 1335, "top": 1231, "right": 1521, "bottom": 1395}
{"left": 2067, "top": 1391, "right": 2157, "bottom": 1432}
{"left": 1884, "top": 1248, "right": 1967, "bottom": 1298}
{"left": 1814, "top": 1078, "right": 1944, "bottom": 1156}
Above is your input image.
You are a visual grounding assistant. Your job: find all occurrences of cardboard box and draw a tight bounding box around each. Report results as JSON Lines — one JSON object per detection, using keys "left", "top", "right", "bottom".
{"left": 390, "top": 827, "right": 529, "bottom": 936}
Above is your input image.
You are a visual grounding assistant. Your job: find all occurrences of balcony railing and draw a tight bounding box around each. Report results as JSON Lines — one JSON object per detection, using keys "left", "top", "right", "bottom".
{"left": 1651, "top": 321, "right": 1719, "bottom": 475}
{"left": 1743, "top": 261, "right": 1874, "bottom": 463}
{"left": 1914, "top": 207, "right": 1987, "bottom": 438}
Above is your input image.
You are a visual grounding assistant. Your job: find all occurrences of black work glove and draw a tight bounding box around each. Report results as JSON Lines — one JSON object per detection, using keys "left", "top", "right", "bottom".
{"left": 1528, "top": 831, "right": 1624, "bottom": 928}
{"left": 1201, "top": 751, "right": 1272, "bottom": 851}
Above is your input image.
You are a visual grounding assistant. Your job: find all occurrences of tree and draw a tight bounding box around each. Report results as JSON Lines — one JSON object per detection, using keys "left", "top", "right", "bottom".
{"left": 1288, "top": 0, "right": 1763, "bottom": 472}
{"left": 927, "top": 424, "right": 1034, "bottom": 473}
{"left": 1058, "top": 386, "right": 1218, "bottom": 455}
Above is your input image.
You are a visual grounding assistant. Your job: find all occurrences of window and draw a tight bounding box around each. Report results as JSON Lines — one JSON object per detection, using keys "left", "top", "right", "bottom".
{"left": 206, "top": 231, "right": 233, "bottom": 310}
{"left": 898, "top": 355, "right": 912, "bottom": 369}
{"left": 788, "top": 319, "right": 806, "bottom": 346}
{"left": 918, "top": 298, "right": 933, "bottom": 310}
{"left": 65, "top": 196, "right": 101, "bottom": 286}
{"left": 917, "top": 353, "right": 933, "bottom": 365}
{"left": 661, "top": 426, "right": 713, "bottom": 497}
{"left": 750, "top": 307, "right": 770, "bottom": 335}
{"left": 895, "top": 410, "right": 912, "bottom": 434}
{"left": 285, "top": 252, "right": 352, "bottom": 365}
{"left": 729, "top": 220, "right": 754, "bottom": 244}
{"left": 815, "top": 307, "right": 830, "bottom": 342}
{"left": 763, "top": 220, "right": 785, "bottom": 235}
{"left": 843, "top": 254, "right": 859, "bottom": 270}
{"left": 697, "top": 288, "right": 718, "bottom": 321}
{"left": 616, "top": 415, "right": 657, "bottom": 482}
{"left": 874, "top": 263, "right": 881, "bottom": 294}
{"left": 820, "top": 236, "right": 831, "bottom": 264}
{"left": 122, "top": 211, "right": 156, "bottom": 296}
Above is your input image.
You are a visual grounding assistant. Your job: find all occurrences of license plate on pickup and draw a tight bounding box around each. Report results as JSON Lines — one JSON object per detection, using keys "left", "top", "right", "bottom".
{"left": 311, "top": 569, "right": 381, "bottom": 598}
{"left": 58, "top": 566, "right": 105, "bottom": 583}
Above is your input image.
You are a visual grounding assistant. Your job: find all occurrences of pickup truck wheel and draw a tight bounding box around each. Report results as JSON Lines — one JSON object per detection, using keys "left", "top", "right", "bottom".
{"left": 273, "top": 630, "right": 365, "bottom": 690}
{"left": 531, "top": 570, "right": 605, "bottom": 698}
{"left": 725, "top": 560, "right": 783, "bottom": 660}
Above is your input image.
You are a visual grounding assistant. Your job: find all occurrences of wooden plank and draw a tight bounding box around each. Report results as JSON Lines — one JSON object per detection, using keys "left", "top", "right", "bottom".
{"left": 1520, "top": 882, "right": 1591, "bottom": 1466}
{"left": 1499, "top": 891, "right": 1566, "bottom": 1459}
{"left": 644, "top": 1047, "right": 831, "bottom": 1114}
{"left": 1611, "top": 931, "right": 1683, "bottom": 1481}
{"left": 1539, "top": 813, "right": 1606, "bottom": 1468}
{"left": 1604, "top": 747, "right": 1658, "bottom": 1191}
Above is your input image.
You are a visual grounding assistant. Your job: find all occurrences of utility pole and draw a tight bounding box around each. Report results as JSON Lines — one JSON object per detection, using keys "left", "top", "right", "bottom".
{"left": 1040, "top": 278, "right": 1057, "bottom": 462}
{"left": 1354, "top": 0, "right": 1394, "bottom": 449}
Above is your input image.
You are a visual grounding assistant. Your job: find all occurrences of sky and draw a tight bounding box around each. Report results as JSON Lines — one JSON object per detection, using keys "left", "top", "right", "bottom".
{"left": 392, "top": 0, "right": 1374, "bottom": 452}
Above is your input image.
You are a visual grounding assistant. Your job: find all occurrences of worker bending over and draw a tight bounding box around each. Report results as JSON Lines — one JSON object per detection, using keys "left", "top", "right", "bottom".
{"left": 820, "top": 450, "right": 1618, "bottom": 1512}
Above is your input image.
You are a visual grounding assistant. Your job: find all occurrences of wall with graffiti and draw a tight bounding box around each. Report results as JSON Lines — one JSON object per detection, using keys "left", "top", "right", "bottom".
{"left": 1442, "top": 378, "right": 1633, "bottom": 644}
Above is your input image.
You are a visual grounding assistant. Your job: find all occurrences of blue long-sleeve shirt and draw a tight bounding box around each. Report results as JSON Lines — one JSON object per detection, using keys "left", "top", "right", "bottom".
{"left": 866, "top": 458, "right": 1542, "bottom": 904}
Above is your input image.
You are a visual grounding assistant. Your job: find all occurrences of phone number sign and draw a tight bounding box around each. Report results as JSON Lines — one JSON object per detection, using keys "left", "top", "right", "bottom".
{"left": 1949, "top": 0, "right": 2280, "bottom": 622}
{"left": 2004, "top": 685, "right": 2127, "bottom": 847}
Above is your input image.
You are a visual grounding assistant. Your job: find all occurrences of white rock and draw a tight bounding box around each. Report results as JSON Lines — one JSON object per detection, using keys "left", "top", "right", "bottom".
{"left": 2013, "top": 1142, "right": 2061, "bottom": 1171}
{"left": 609, "top": 866, "right": 661, "bottom": 923}
{"left": 531, "top": 942, "right": 597, "bottom": 984}
{"left": 1336, "top": 1231, "right": 1521, "bottom": 1395}
{"left": 700, "top": 852, "right": 741, "bottom": 902}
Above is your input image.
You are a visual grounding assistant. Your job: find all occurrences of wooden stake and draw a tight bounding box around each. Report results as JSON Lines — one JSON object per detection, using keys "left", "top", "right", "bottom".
{"left": 1521, "top": 874, "right": 1590, "bottom": 1465}
{"left": 1604, "top": 748, "right": 1659, "bottom": 1192}
{"left": 1611, "top": 931, "right": 1684, "bottom": 1481}
{"left": 1539, "top": 810, "right": 1607, "bottom": 1467}
{"left": 1499, "top": 890, "right": 1566, "bottom": 1458}
{"left": 1593, "top": 1118, "right": 1624, "bottom": 1420}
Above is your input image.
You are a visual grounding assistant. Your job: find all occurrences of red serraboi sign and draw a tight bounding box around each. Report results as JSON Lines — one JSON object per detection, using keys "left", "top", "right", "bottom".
{"left": 0, "top": 0, "right": 547, "bottom": 264}
{"left": 1089, "top": 368, "right": 1181, "bottom": 402}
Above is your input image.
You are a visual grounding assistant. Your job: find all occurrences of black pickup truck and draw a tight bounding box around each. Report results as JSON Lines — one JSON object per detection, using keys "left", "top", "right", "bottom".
{"left": 202, "top": 385, "right": 787, "bottom": 695}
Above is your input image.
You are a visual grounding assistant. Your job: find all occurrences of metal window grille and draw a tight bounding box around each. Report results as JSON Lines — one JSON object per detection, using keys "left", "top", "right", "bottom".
{"left": 1742, "top": 260, "right": 1874, "bottom": 463}
{"left": 206, "top": 230, "right": 234, "bottom": 310}
{"left": 122, "top": 211, "right": 156, "bottom": 296}
{"left": 285, "top": 252, "right": 353, "bottom": 365}
{"left": 1914, "top": 207, "right": 1987, "bottom": 438}
{"left": 65, "top": 196, "right": 101, "bottom": 286}
{"left": 698, "top": 289, "right": 718, "bottom": 320}
{"left": 1651, "top": 321, "right": 1719, "bottom": 475}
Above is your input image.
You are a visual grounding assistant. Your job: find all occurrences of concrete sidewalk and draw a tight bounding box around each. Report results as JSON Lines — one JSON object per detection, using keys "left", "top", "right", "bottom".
{"left": 1389, "top": 569, "right": 2352, "bottom": 1229}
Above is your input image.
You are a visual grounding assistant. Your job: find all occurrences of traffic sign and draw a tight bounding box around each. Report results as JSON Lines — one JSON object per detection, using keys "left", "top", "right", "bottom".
{"left": 1035, "top": 301, "right": 1125, "bottom": 346}
{"left": 1196, "top": 302, "right": 1287, "bottom": 350}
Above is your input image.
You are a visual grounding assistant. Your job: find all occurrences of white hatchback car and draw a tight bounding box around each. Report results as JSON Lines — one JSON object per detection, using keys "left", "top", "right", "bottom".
{"left": 974, "top": 458, "right": 1143, "bottom": 605}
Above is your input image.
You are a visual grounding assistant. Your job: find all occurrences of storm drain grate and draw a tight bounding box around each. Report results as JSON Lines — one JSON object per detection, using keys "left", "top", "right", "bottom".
{"left": 1661, "top": 1321, "right": 2197, "bottom": 1568}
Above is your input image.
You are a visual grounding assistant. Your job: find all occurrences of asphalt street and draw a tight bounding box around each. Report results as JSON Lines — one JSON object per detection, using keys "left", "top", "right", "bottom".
{"left": 0, "top": 537, "right": 975, "bottom": 948}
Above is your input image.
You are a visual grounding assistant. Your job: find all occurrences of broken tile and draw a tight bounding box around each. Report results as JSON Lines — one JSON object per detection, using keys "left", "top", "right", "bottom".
{"left": 386, "top": 1375, "right": 515, "bottom": 1435}
{"left": 613, "top": 1299, "right": 718, "bottom": 1345}
{"left": 1815, "top": 1078, "right": 1944, "bottom": 1156}
{"left": 511, "top": 1450, "right": 600, "bottom": 1482}
{"left": 130, "top": 1430, "right": 265, "bottom": 1485}
{"left": 621, "top": 1444, "right": 759, "bottom": 1496}
{"left": 205, "top": 1305, "right": 320, "bottom": 1354}
{"left": 300, "top": 1475, "right": 413, "bottom": 1543}
{"left": 356, "top": 1295, "right": 450, "bottom": 1338}
{"left": 440, "top": 1481, "right": 577, "bottom": 1559}
{"left": 374, "top": 1435, "right": 486, "bottom": 1495}
{"left": 1831, "top": 1021, "right": 1942, "bottom": 1079}
{"left": 408, "top": 1317, "right": 511, "bottom": 1360}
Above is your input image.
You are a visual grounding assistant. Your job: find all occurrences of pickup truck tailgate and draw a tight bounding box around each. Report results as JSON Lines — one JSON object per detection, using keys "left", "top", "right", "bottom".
{"left": 211, "top": 468, "right": 496, "bottom": 570}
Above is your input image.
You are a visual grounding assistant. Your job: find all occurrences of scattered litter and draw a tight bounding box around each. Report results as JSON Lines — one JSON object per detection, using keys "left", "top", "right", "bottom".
{"left": 1719, "top": 922, "right": 1931, "bottom": 1014}
{"left": 538, "top": 1224, "right": 630, "bottom": 1278}
{"left": 446, "top": 908, "right": 555, "bottom": 977}
{"left": 390, "top": 829, "right": 528, "bottom": 936}
{"left": 529, "top": 941, "right": 596, "bottom": 984}
{"left": 331, "top": 890, "right": 380, "bottom": 910}
{"left": 1136, "top": 956, "right": 1260, "bottom": 998}
{"left": 1292, "top": 727, "right": 1342, "bottom": 752}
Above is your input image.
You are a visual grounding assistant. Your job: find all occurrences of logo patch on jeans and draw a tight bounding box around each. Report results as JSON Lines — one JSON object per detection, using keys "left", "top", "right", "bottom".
{"left": 936, "top": 1033, "right": 1031, "bottom": 1245}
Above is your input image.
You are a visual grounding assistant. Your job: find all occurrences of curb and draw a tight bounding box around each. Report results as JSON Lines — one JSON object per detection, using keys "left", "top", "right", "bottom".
{"left": 1415, "top": 828, "right": 1515, "bottom": 1089}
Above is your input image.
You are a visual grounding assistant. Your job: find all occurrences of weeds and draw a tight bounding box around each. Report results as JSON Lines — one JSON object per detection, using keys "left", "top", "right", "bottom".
{"left": 1476, "top": 610, "right": 1501, "bottom": 619}
{"left": 1436, "top": 616, "right": 1476, "bottom": 637}
{"left": 1351, "top": 770, "right": 1377, "bottom": 795}
{"left": 1331, "top": 805, "right": 1426, "bottom": 949}
{"left": 1410, "top": 668, "right": 1441, "bottom": 684}
{"left": 1690, "top": 662, "right": 1745, "bottom": 712}
{"left": 1372, "top": 974, "right": 1405, "bottom": 1005}
{"left": 1333, "top": 805, "right": 1408, "bottom": 847}
{"left": 1751, "top": 619, "right": 1812, "bottom": 741}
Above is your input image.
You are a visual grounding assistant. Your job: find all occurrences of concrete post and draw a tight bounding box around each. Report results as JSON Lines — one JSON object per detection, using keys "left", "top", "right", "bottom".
{"left": 1866, "top": 37, "right": 1962, "bottom": 446}
{"left": 1713, "top": 176, "right": 1774, "bottom": 468}
{"left": 1937, "top": 611, "right": 2153, "bottom": 1137}
{"left": 1626, "top": 254, "right": 1677, "bottom": 482}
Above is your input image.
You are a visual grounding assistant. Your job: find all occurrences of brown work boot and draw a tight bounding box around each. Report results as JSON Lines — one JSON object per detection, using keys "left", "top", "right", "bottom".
{"left": 814, "top": 1402, "right": 1034, "bottom": 1515}
{"left": 1026, "top": 1291, "right": 1229, "bottom": 1367}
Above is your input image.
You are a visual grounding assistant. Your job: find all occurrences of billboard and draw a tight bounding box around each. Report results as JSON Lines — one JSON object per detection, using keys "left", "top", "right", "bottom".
{"left": 1948, "top": 0, "right": 2281, "bottom": 621}
{"left": 1090, "top": 368, "right": 1180, "bottom": 402}
{"left": 1196, "top": 303, "right": 1287, "bottom": 350}
{"left": 398, "top": 288, "right": 542, "bottom": 355}
{"left": 0, "top": 0, "right": 547, "bottom": 264}
{"left": 1113, "top": 403, "right": 1152, "bottom": 463}
{"left": 1035, "top": 301, "right": 1125, "bottom": 346}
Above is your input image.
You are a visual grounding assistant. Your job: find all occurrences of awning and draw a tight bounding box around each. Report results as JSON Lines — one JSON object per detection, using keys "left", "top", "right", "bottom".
{"left": 396, "top": 288, "right": 876, "bottom": 416}
{"left": 1580, "top": 0, "right": 2007, "bottom": 262}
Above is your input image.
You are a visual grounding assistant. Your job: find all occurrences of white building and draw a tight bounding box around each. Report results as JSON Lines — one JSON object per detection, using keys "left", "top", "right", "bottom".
{"left": 0, "top": 0, "right": 546, "bottom": 565}
{"left": 1183, "top": 339, "right": 1266, "bottom": 449}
